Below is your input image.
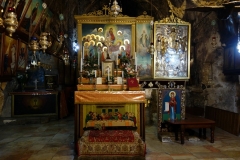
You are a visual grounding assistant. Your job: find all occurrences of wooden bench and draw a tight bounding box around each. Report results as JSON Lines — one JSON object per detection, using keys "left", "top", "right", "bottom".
{"left": 165, "top": 115, "right": 215, "bottom": 144}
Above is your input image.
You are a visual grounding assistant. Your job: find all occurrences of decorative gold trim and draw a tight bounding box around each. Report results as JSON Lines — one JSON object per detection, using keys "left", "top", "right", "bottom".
{"left": 158, "top": 88, "right": 186, "bottom": 131}
{"left": 191, "top": 0, "right": 226, "bottom": 6}
{"left": 153, "top": 20, "right": 191, "bottom": 80}
{"left": 158, "top": 12, "right": 189, "bottom": 24}
{"left": 167, "top": 0, "right": 186, "bottom": 19}
{"left": 81, "top": 4, "right": 128, "bottom": 17}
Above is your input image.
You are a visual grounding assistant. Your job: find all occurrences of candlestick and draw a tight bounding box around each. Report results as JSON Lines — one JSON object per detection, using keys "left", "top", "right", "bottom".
{"left": 122, "top": 71, "right": 124, "bottom": 78}
{"left": 95, "top": 70, "right": 97, "bottom": 77}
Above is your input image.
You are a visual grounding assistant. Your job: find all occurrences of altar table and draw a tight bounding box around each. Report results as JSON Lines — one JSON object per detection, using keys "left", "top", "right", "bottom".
{"left": 74, "top": 91, "right": 146, "bottom": 143}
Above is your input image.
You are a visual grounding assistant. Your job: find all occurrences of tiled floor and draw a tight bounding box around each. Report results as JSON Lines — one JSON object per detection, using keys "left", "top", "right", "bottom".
{"left": 0, "top": 114, "right": 240, "bottom": 160}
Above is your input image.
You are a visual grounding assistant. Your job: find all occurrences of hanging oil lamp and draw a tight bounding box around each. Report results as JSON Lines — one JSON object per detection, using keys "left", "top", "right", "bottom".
{"left": 39, "top": 32, "right": 52, "bottom": 53}
{"left": 29, "top": 36, "right": 40, "bottom": 55}
{"left": 4, "top": 7, "right": 18, "bottom": 37}
{"left": 110, "top": 0, "right": 122, "bottom": 17}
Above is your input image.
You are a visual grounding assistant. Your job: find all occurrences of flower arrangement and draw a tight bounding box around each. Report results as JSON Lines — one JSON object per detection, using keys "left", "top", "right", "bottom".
{"left": 119, "top": 55, "right": 136, "bottom": 78}
{"left": 83, "top": 56, "right": 99, "bottom": 78}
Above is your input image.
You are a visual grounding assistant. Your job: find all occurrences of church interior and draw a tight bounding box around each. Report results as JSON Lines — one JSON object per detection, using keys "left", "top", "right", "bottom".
{"left": 1, "top": 0, "right": 240, "bottom": 159}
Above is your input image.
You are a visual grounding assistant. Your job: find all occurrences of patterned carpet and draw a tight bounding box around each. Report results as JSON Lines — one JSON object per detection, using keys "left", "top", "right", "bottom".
{"left": 78, "top": 130, "right": 145, "bottom": 157}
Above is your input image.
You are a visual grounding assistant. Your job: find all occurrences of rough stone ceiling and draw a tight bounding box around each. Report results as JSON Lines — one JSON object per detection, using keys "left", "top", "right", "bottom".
{"left": 45, "top": 0, "right": 195, "bottom": 22}
{"left": 40, "top": 0, "right": 202, "bottom": 55}
{"left": 42, "top": 0, "right": 230, "bottom": 54}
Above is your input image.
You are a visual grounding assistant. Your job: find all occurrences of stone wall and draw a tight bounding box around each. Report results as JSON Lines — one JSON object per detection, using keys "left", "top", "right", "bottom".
{"left": 186, "top": 11, "right": 240, "bottom": 113}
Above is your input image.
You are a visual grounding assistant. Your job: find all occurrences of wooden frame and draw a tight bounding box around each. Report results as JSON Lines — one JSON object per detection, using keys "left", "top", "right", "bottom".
{"left": 45, "top": 74, "right": 58, "bottom": 90}
{"left": 18, "top": 0, "right": 44, "bottom": 36}
{"left": 153, "top": 16, "right": 191, "bottom": 80}
{"left": 157, "top": 81, "right": 186, "bottom": 130}
{"left": 33, "top": 4, "right": 53, "bottom": 35}
{"left": 102, "top": 60, "right": 114, "bottom": 78}
{"left": 74, "top": 6, "right": 138, "bottom": 74}
{"left": 16, "top": 0, "right": 32, "bottom": 24}
{"left": 1, "top": 34, "right": 18, "bottom": 76}
{"left": 136, "top": 16, "right": 153, "bottom": 80}
{"left": 16, "top": 40, "right": 28, "bottom": 71}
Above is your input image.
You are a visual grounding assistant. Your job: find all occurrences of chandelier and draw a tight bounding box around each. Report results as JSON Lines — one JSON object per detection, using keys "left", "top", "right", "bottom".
{"left": 110, "top": 0, "right": 122, "bottom": 17}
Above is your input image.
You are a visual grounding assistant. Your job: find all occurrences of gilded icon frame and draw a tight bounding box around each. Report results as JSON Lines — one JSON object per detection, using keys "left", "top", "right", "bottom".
{"left": 158, "top": 88, "right": 185, "bottom": 133}
{"left": 74, "top": 9, "right": 138, "bottom": 76}
{"left": 102, "top": 61, "right": 115, "bottom": 78}
{"left": 135, "top": 16, "right": 153, "bottom": 80}
{"left": 153, "top": 19, "right": 191, "bottom": 80}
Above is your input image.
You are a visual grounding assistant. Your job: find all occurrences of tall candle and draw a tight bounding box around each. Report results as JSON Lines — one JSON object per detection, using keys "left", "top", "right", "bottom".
{"left": 82, "top": 47, "right": 84, "bottom": 60}
{"left": 80, "top": 57, "right": 83, "bottom": 72}
{"left": 135, "top": 52, "right": 137, "bottom": 71}
{"left": 122, "top": 71, "right": 124, "bottom": 78}
{"left": 98, "top": 52, "right": 100, "bottom": 66}
{"left": 107, "top": 67, "right": 110, "bottom": 81}
{"left": 116, "top": 53, "right": 118, "bottom": 65}
{"left": 95, "top": 70, "right": 97, "bottom": 77}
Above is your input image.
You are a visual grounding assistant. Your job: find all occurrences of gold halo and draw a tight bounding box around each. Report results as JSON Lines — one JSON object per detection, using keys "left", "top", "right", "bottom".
{"left": 84, "top": 42, "right": 89, "bottom": 46}
{"left": 86, "top": 34, "right": 91, "bottom": 40}
{"left": 91, "top": 34, "right": 96, "bottom": 39}
{"left": 124, "top": 39, "right": 130, "bottom": 44}
{"left": 98, "top": 28, "right": 103, "bottom": 32}
{"left": 82, "top": 36, "right": 86, "bottom": 41}
{"left": 117, "top": 30, "right": 122, "bottom": 35}
{"left": 102, "top": 46, "right": 107, "bottom": 51}
{"left": 96, "top": 35, "right": 100, "bottom": 39}
{"left": 96, "top": 42, "right": 103, "bottom": 47}
{"left": 89, "top": 40, "right": 95, "bottom": 46}
{"left": 119, "top": 45, "right": 125, "bottom": 50}
{"left": 169, "top": 91, "right": 176, "bottom": 97}
{"left": 100, "top": 36, "right": 105, "bottom": 41}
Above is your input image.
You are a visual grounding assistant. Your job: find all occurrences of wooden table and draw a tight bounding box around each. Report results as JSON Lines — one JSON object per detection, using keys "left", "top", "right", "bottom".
{"left": 165, "top": 115, "right": 215, "bottom": 144}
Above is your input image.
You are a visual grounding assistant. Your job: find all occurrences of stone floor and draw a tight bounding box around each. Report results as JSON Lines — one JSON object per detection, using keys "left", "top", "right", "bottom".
{"left": 0, "top": 114, "right": 240, "bottom": 160}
